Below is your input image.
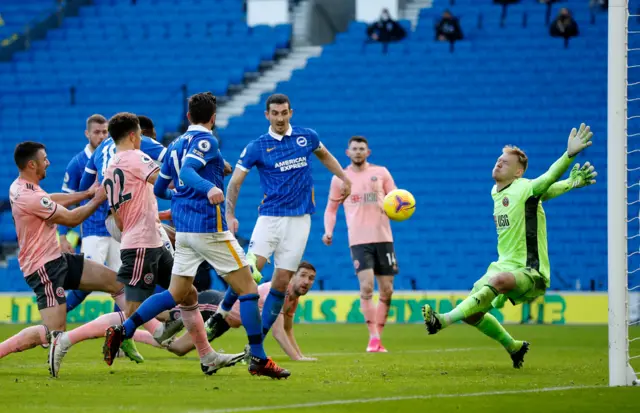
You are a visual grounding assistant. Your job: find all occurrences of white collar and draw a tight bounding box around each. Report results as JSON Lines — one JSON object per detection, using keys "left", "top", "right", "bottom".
{"left": 84, "top": 144, "right": 93, "bottom": 157}
{"left": 268, "top": 125, "right": 293, "bottom": 141}
{"left": 187, "top": 125, "right": 213, "bottom": 134}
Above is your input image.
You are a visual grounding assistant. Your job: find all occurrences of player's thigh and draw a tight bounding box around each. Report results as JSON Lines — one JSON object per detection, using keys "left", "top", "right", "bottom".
{"left": 273, "top": 215, "right": 311, "bottom": 271}
{"left": 504, "top": 268, "right": 548, "bottom": 305}
{"left": 193, "top": 232, "right": 249, "bottom": 278}
{"left": 356, "top": 269, "right": 375, "bottom": 294}
{"left": 160, "top": 224, "right": 175, "bottom": 255}
{"left": 248, "top": 216, "right": 280, "bottom": 261}
{"left": 105, "top": 237, "right": 122, "bottom": 271}
{"left": 375, "top": 275, "right": 395, "bottom": 297}
{"left": 81, "top": 236, "right": 109, "bottom": 265}
{"left": 78, "top": 256, "right": 121, "bottom": 294}
{"left": 351, "top": 244, "right": 376, "bottom": 275}
{"left": 172, "top": 233, "right": 205, "bottom": 278}
{"left": 372, "top": 242, "right": 399, "bottom": 276}
{"left": 40, "top": 304, "right": 67, "bottom": 331}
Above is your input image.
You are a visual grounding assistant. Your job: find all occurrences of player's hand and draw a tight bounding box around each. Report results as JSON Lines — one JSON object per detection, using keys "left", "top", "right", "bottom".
{"left": 227, "top": 214, "right": 239, "bottom": 234}
{"left": 158, "top": 209, "right": 172, "bottom": 221}
{"left": 297, "top": 356, "right": 317, "bottom": 362}
{"left": 322, "top": 233, "right": 333, "bottom": 246}
{"left": 94, "top": 185, "right": 107, "bottom": 203}
{"left": 567, "top": 123, "right": 593, "bottom": 157}
{"left": 59, "top": 236, "right": 74, "bottom": 254}
{"left": 223, "top": 160, "right": 233, "bottom": 176}
{"left": 569, "top": 162, "right": 598, "bottom": 188}
{"left": 330, "top": 178, "right": 353, "bottom": 203}
{"left": 207, "top": 186, "right": 224, "bottom": 205}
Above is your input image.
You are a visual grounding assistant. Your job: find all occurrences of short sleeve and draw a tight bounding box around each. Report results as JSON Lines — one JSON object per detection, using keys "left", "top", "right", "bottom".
{"left": 307, "top": 128, "right": 322, "bottom": 152}
{"left": 135, "top": 152, "right": 160, "bottom": 182}
{"left": 24, "top": 190, "right": 58, "bottom": 220}
{"left": 236, "top": 141, "right": 259, "bottom": 172}
{"left": 84, "top": 152, "right": 97, "bottom": 175}
{"left": 141, "top": 136, "right": 167, "bottom": 162}
{"left": 158, "top": 156, "right": 172, "bottom": 181}
{"left": 328, "top": 175, "right": 343, "bottom": 201}
{"left": 185, "top": 135, "right": 219, "bottom": 167}
{"left": 382, "top": 167, "right": 396, "bottom": 194}
{"left": 61, "top": 159, "right": 81, "bottom": 193}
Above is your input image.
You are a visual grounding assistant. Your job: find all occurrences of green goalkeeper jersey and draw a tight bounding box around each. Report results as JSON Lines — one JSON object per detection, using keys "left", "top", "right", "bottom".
{"left": 491, "top": 178, "right": 550, "bottom": 281}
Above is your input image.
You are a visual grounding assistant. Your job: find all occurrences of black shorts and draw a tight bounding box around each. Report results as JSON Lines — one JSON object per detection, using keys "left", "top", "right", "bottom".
{"left": 118, "top": 246, "right": 173, "bottom": 302}
{"left": 350, "top": 242, "right": 398, "bottom": 275}
{"left": 25, "top": 253, "right": 84, "bottom": 310}
{"left": 168, "top": 290, "right": 224, "bottom": 321}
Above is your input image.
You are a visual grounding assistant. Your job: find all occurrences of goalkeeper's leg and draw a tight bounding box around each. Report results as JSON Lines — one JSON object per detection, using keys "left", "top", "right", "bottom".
{"left": 464, "top": 312, "right": 528, "bottom": 368}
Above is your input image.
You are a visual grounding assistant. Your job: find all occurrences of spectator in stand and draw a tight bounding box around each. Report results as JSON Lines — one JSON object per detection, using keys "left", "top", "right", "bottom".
{"left": 550, "top": 8, "right": 579, "bottom": 47}
{"left": 366, "top": 9, "right": 406, "bottom": 44}
{"left": 435, "top": 10, "right": 463, "bottom": 43}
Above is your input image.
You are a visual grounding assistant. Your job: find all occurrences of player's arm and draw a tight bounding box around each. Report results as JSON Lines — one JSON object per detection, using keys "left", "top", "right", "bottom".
{"left": 313, "top": 145, "right": 352, "bottom": 201}
{"left": 141, "top": 136, "right": 167, "bottom": 163}
{"left": 78, "top": 153, "right": 98, "bottom": 191}
{"left": 376, "top": 167, "right": 397, "bottom": 211}
{"left": 323, "top": 176, "right": 342, "bottom": 246}
{"left": 283, "top": 312, "right": 314, "bottom": 361}
{"left": 541, "top": 162, "right": 597, "bottom": 202}
{"left": 271, "top": 315, "right": 303, "bottom": 360}
{"left": 226, "top": 142, "right": 258, "bottom": 233}
{"left": 49, "top": 188, "right": 97, "bottom": 208}
{"left": 48, "top": 188, "right": 108, "bottom": 227}
{"left": 153, "top": 158, "right": 175, "bottom": 200}
{"left": 58, "top": 158, "right": 82, "bottom": 243}
{"left": 180, "top": 137, "right": 223, "bottom": 204}
{"left": 531, "top": 123, "right": 594, "bottom": 197}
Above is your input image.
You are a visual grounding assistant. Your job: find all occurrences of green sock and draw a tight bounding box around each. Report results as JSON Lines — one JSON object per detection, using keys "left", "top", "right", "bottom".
{"left": 473, "top": 313, "right": 519, "bottom": 353}
{"left": 442, "top": 286, "right": 499, "bottom": 326}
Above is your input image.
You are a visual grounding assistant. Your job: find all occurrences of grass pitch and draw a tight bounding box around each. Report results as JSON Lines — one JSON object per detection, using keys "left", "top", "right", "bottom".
{"left": 0, "top": 323, "right": 638, "bottom": 412}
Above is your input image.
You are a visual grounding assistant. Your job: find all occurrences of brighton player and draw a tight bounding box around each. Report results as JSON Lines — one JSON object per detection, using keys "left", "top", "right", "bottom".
{"left": 0, "top": 142, "right": 126, "bottom": 368}
{"left": 323, "top": 136, "right": 398, "bottom": 353}
{"left": 102, "top": 93, "right": 288, "bottom": 377}
{"left": 422, "top": 124, "right": 596, "bottom": 368}
{"left": 163, "top": 262, "right": 317, "bottom": 361}
{"left": 207, "top": 93, "right": 351, "bottom": 341}
{"left": 63, "top": 117, "right": 167, "bottom": 312}
{"left": 59, "top": 114, "right": 109, "bottom": 257}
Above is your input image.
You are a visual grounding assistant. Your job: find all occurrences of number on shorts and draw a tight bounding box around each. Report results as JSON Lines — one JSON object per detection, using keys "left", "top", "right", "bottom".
{"left": 386, "top": 252, "right": 396, "bottom": 266}
{"left": 103, "top": 168, "right": 132, "bottom": 211}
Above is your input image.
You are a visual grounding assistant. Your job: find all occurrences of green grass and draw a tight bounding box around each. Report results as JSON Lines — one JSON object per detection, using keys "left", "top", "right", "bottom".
{"left": 0, "top": 323, "right": 638, "bottom": 412}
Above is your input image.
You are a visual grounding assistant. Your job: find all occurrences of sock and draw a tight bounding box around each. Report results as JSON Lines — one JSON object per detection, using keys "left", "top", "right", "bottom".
{"left": 239, "top": 293, "right": 267, "bottom": 359}
{"left": 143, "top": 318, "right": 162, "bottom": 336}
{"left": 66, "top": 290, "right": 91, "bottom": 312}
{"left": 180, "top": 303, "right": 213, "bottom": 359}
{"left": 113, "top": 303, "right": 120, "bottom": 312}
{"left": 443, "top": 285, "right": 499, "bottom": 326}
{"left": 66, "top": 311, "right": 125, "bottom": 346}
{"left": 123, "top": 290, "right": 176, "bottom": 339}
{"left": 261, "top": 288, "right": 286, "bottom": 337}
{"left": 217, "top": 286, "right": 239, "bottom": 317}
{"left": 473, "top": 313, "right": 519, "bottom": 353}
{"left": 376, "top": 298, "right": 391, "bottom": 338}
{"left": 0, "top": 325, "right": 48, "bottom": 359}
{"left": 111, "top": 288, "right": 127, "bottom": 312}
{"left": 133, "top": 330, "right": 163, "bottom": 348}
{"left": 360, "top": 295, "right": 378, "bottom": 339}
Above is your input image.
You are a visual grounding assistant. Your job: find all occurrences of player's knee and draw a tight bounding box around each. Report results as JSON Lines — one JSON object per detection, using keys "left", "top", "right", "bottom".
{"left": 379, "top": 284, "right": 394, "bottom": 300}
{"left": 488, "top": 272, "right": 515, "bottom": 293}
{"left": 463, "top": 313, "right": 484, "bottom": 325}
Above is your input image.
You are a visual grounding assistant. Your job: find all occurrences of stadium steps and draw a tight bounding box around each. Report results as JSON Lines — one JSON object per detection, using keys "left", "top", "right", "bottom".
{"left": 402, "top": 0, "right": 434, "bottom": 30}
{"left": 292, "top": 0, "right": 312, "bottom": 46}
{"left": 216, "top": 46, "right": 323, "bottom": 128}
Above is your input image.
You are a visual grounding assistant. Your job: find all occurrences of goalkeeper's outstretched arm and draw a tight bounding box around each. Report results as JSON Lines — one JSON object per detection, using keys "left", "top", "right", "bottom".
{"left": 531, "top": 123, "right": 594, "bottom": 197}
{"left": 541, "top": 162, "right": 598, "bottom": 202}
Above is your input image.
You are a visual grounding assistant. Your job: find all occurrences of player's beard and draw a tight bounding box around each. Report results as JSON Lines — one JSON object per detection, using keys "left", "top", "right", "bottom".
{"left": 351, "top": 159, "right": 365, "bottom": 167}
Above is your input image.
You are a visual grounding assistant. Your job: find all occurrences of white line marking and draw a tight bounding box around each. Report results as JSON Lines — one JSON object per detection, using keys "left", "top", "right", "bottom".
{"left": 189, "top": 385, "right": 604, "bottom": 413}
{"left": 308, "top": 347, "right": 482, "bottom": 357}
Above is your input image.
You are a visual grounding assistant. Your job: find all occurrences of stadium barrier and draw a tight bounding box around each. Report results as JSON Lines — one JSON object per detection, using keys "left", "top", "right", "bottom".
{"left": 0, "top": 291, "right": 633, "bottom": 325}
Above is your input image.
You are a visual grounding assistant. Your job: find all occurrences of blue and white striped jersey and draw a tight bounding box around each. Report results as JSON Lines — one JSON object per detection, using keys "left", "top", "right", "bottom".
{"left": 236, "top": 125, "right": 322, "bottom": 217}
{"left": 159, "top": 125, "right": 226, "bottom": 233}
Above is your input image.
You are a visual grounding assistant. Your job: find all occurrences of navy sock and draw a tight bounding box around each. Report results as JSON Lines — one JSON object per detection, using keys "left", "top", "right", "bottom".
{"left": 221, "top": 286, "right": 239, "bottom": 313}
{"left": 66, "top": 290, "right": 91, "bottom": 312}
{"left": 123, "top": 290, "right": 176, "bottom": 339}
{"left": 261, "top": 288, "right": 286, "bottom": 337}
{"left": 239, "top": 293, "right": 267, "bottom": 360}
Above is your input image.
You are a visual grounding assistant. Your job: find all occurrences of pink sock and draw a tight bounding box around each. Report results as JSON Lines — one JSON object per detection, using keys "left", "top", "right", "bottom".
{"left": 143, "top": 318, "right": 162, "bottom": 336}
{"left": 111, "top": 288, "right": 127, "bottom": 311}
{"left": 180, "top": 304, "right": 213, "bottom": 358}
{"left": 376, "top": 298, "right": 391, "bottom": 338}
{"left": 0, "top": 325, "right": 47, "bottom": 359}
{"left": 133, "top": 330, "right": 163, "bottom": 348}
{"left": 360, "top": 296, "right": 379, "bottom": 339}
{"left": 67, "top": 312, "right": 125, "bottom": 345}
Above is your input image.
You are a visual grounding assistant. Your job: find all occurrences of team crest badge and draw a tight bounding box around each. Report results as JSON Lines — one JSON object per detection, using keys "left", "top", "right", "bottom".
{"left": 371, "top": 176, "right": 378, "bottom": 182}
{"left": 296, "top": 136, "right": 308, "bottom": 147}
{"left": 144, "top": 273, "right": 154, "bottom": 285}
{"left": 502, "top": 197, "right": 509, "bottom": 207}
{"left": 56, "top": 287, "right": 65, "bottom": 298}
{"left": 353, "top": 259, "right": 360, "bottom": 270}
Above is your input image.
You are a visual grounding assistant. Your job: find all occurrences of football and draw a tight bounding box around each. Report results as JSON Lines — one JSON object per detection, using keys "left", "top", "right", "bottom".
{"left": 383, "top": 189, "right": 416, "bottom": 222}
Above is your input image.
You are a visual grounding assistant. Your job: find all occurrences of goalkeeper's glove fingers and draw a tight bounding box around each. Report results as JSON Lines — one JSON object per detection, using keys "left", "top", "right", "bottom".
{"left": 567, "top": 123, "right": 594, "bottom": 157}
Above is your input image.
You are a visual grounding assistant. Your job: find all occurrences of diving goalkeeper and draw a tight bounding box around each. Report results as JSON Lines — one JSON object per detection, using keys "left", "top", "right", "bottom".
{"left": 422, "top": 123, "right": 597, "bottom": 369}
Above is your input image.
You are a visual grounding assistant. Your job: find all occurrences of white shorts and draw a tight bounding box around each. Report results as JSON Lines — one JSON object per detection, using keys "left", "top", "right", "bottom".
{"left": 249, "top": 215, "right": 311, "bottom": 272}
{"left": 172, "top": 231, "right": 247, "bottom": 277}
{"left": 81, "top": 235, "right": 121, "bottom": 271}
{"left": 105, "top": 215, "right": 173, "bottom": 254}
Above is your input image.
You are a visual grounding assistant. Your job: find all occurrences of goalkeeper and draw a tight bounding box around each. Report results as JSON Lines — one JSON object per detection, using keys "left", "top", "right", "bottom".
{"left": 422, "top": 123, "right": 597, "bottom": 369}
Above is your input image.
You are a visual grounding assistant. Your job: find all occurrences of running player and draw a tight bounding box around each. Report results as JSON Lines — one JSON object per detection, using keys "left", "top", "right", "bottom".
{"left": 0, "top": 142, "right": 126, "bottom": 373}
{"left": 102, "top": 92, "right": 288, "bottom": 377}
{"left": 63, "top": 117, "right": 167, "bottom": 312}
{"left": 323, "top": 136, "right": 398, "bottom": 353}
{"left": 164, "top": 261, "right": 316, "bottom": 361}
{"left": 422, "top": 124, "right": 596, "bottom": 368}
{"left": 208, "top": 93, "right": 351, "bottom": 341}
